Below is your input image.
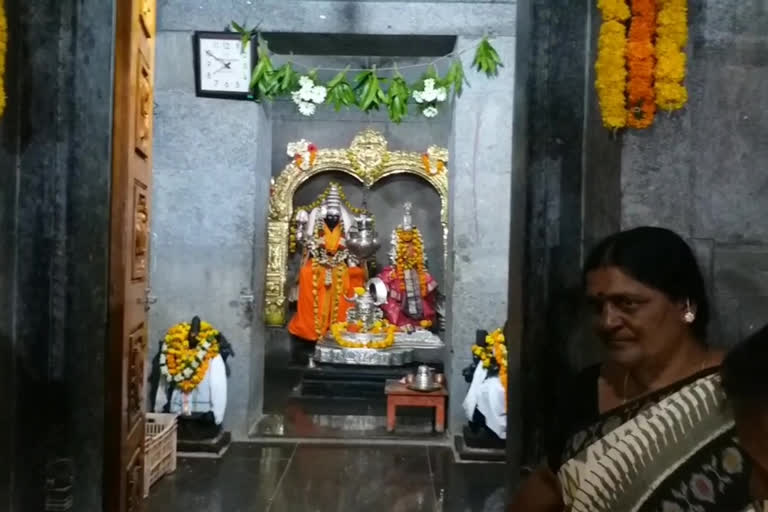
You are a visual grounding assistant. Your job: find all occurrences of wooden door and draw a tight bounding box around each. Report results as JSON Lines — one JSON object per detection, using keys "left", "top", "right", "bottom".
{"left": 106, "top": 0, "right": 156, "bottom": 510}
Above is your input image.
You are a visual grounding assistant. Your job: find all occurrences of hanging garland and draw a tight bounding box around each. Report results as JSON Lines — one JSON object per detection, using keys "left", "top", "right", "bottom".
{"left": 232, "top": 23, "right": 502, "bottom": 124}
{"left": 595, "top": 0, "right": 688, "bottom": 130}
{"left": 655, "top": 0, "right": 688, "bottom": 111}
{"left": 0, "top": 0, "right": 7, "bottom": 119}
{"left": 595, "top": 0, "right": 630, "bottom": 130}
{"left": 626, "top": 0, "right": 656, "bottom": 129}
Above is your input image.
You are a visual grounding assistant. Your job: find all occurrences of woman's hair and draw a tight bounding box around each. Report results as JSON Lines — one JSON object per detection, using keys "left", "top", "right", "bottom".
{"left": 722, "top": 324, "right": 768, "bottom": 408}
{"left": 583, "top": 226, "right": 710, "bottom": 340}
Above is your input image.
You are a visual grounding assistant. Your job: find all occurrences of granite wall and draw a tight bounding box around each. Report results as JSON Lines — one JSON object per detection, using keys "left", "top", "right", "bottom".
{"left": 155, "top": 0, "right": 519, "bottom": 438}
{"left": 618, "top": 1, "right": 768, "bottom": 346}
{"left": 150, "top": 29, "right": 272, "bottom": 440}
{"left": 519, "top": 0, "right": 768, "bottom": 465}
{"left": 0, "top": 0, "right": 116, "bottom": 509}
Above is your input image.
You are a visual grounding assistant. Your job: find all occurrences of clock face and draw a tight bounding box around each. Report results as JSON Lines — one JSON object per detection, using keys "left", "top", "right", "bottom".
{"left": 198, "top": 38, "right": 252, "bottom": 94}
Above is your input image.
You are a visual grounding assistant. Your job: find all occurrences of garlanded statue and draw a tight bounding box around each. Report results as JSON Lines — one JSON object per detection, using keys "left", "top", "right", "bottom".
{"left": 379, "top": 202, "right": 439, "bottom": 329}
{"left": 462, "top": 328, "right": 507, "bottom": 444}
{"left": 288, "top": 184, "right": 366, "bottom": 342}
{"left": 150, "top": 316, "right": 234, "bottom": 437}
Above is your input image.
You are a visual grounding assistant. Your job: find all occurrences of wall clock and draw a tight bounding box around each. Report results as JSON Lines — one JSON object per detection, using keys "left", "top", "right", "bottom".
{"left": 193, "top": 31, "right": 257, "bottom": 100}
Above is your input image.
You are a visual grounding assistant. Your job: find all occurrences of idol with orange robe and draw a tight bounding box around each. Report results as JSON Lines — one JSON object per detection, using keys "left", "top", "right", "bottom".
{"left": 288, "top": 186, "right": 365, "bottom": 342}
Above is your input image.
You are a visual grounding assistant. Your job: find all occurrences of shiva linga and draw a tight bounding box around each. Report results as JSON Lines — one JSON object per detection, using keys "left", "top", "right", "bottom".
{"left": 331, "top": 282, "right": 393, "bottom": 349}
{"left": 346, "top": 212, "right": 380, "bottom": 261}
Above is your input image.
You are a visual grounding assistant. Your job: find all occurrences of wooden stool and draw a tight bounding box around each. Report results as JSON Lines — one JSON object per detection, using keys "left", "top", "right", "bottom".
{"left": 385, "top": 379, "right": 448, "bottom": 433}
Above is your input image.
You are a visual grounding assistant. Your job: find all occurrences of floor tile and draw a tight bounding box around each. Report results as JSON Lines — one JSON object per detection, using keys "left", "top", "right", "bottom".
{"left": 429, "top": 446, "right": 508, "bottom": 512}
{"left": 147, "top": 455, "right": 289, "bottom": 512}
{"left": 268, "top": 444, "right": 436, "bottom": 512}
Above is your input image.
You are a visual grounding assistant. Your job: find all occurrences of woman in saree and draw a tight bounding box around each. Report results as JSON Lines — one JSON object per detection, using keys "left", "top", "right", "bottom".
{"left": 510, "top": 226, "right": 752, "bottom": 511}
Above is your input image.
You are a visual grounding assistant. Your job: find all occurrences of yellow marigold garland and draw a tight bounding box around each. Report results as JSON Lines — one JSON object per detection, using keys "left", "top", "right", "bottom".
{"left": 395, "top": 228, "right": 428, "bottom": 296}
{"left": 330, "top": 321, "right": 397, "bottom": 349}
{"left": 0, "top": 0, "right": 7, "bottom": 118}
{"left": 160, "top": 321, "right": 221, "bottom": 393}
{"left": 595, "top": 16, "right": 630, "bottom": 130}
{"left": 470, "top": 328, "right": 508, "bottom": 410}
{"left": 655, "top": 0, "right": 688, "bottom": 111}
{"left": 626, "top": 0, "right": 656, "bottom": 129}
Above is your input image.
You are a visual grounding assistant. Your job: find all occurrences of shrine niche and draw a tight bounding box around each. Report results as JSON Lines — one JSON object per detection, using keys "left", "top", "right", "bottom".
{"left": 265, "top": 128, "right": 449, "bottom": 328}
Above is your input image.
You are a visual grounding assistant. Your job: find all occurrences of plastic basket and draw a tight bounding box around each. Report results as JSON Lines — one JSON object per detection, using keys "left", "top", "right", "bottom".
{"left": 143, "top": 413, "right": 178, "bottom": 497}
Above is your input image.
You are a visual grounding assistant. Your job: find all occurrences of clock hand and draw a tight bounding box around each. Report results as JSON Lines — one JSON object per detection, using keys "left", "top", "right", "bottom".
{"left": 206, "top": 50, "right": 233, "bottom": 66}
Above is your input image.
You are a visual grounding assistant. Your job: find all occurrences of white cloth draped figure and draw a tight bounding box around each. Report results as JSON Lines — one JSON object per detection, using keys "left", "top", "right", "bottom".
{"left": 154, "top": 354, "right": 228, "bottom": 425}
{"left": 462, "top": 364, "right": 507, "bottom": 439}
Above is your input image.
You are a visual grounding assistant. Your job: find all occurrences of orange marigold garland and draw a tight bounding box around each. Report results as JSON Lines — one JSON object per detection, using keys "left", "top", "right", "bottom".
{"left": 626, "top": 0, "right": 656, "bottom": 128}
{"left": 595, "top": 0, "right": 631, "bottom": 129}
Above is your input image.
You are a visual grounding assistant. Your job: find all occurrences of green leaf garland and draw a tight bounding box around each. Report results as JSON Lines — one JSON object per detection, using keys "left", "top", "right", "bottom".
{"left": 326, "top": 68, "right": 357, "bottom": 111}
{"left": 231, "top": 23, "right": 504, "bottom": 122}
{"left": 386, "top": 72, "right": 410, "bottom": 124}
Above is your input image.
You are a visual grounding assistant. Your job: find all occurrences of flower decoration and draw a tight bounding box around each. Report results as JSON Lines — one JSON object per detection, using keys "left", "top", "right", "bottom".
{"left": 412, "top": 78, "right": 447, "bottom": 118}
{"left": 160, "top": 321, "right": 221, "bottom": 393}
{"left": 286, "top": 139, "right": 318, "bottom": 170}
{"left": 626, "top": 0, "right": 656, "bottom": 129}
{"left": 595, "top": 0, "right": 689, "bottom": 130}
{"left": 595, "top": 0, "right": 630, "bottom": 130}
{"left": 470, "top": 327, "right": 508, "bottom": 409}
{"left": 655, "top": 0, "right": 688, "bottom": 111}
{"left": 291, "top": 75, "right": 327, "bottom": 117}
{"left": 330, "top": 321, "right": 397, "bottom": 349}
{"left": 394, "top": 227, "right": 428, "bottom": 296}
{"left": 0, "top": 0, "right": 7, "bottom": 119}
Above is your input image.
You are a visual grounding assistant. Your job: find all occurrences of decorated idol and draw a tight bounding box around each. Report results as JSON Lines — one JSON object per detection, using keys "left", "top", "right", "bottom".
{"left": 379, "top": 202, "right": 439, "bottom": 329}
{"left": 150, "top": 316, "right": 234, "bottom": 428}
{"left": 288, "top": 183, "right": 366, "bottom": 342}
{"left": 462, "top": 328, "right": 507, "bottom": 441}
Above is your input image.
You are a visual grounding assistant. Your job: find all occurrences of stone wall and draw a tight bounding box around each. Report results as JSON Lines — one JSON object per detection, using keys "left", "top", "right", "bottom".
{"left": 520, "top": 0, "right": 768, "bottom": 464}
{"left": 618, "top": 1, "right": 768, "bottom": 346}
{"left": 150, "top": 30, "right": 272, "bottom": 440}
{"left": 0, "top": 0, "right": 116, "bottom": 508}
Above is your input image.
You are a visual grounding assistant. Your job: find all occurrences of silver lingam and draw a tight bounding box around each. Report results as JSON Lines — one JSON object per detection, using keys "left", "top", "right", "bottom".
{"left": 346, "top": 212, "right": 380, "bottom": 260}
{"left": 344, "top": 288, "right": 384, "bottom": 332}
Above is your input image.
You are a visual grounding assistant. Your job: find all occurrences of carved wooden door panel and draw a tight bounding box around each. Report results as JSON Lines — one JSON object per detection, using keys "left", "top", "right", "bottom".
{"left": 106, "top": 0, "right": 155, "bottom": 511}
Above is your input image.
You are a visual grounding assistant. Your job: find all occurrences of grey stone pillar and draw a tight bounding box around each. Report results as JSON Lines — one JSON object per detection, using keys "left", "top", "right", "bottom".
{"left": 446, "top": 35, "right": 516, "bottom": 432}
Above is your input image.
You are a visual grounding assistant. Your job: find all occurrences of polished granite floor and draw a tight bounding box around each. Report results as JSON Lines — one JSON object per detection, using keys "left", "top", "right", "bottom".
{"left": 147, "top": 443, "right": 508, "bottom": 512}
{"left": 257, "top": 367, "right": 446, "bottom": 440}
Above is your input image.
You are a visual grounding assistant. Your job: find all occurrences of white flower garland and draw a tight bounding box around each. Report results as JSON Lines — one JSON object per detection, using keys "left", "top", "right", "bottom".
{"left": 292, "top": 76, "right": 327, "bottom": 117}
{"left": 286, "top": 139, "right": 316, "bottom": 170}
{"left": 412, "top": 78, "right": 447, "bottom": 118}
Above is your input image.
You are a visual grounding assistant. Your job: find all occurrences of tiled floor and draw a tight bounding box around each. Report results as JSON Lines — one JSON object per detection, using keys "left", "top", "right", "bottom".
{"left": 147, "top": 443, "right": 508, "bottom": 512}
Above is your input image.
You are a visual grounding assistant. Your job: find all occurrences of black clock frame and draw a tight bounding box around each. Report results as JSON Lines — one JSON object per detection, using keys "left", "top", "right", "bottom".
{"left": 193, "top": 31, "right": 258, "bottom": 100}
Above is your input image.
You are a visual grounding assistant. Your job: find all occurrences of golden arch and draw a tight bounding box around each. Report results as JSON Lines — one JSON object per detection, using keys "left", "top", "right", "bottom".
{"left": 264, "top": 128, "right": 449, "bottom": 326}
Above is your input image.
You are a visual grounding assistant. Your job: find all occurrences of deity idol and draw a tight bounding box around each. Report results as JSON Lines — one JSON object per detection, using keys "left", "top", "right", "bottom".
{"left": 150, "top": 316, "right": 234, "bottom": 438}
{"left": 288, "top": 184, "right": 366, "bottom": 342}
{"left": 379, "top": 202, "right": 438, "bottom": 329}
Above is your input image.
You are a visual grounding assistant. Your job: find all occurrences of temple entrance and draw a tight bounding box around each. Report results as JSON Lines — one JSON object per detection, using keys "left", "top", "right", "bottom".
{"left": 144, "top": 30, "right": 462, "bottom": 448}
{"left": 256, "top": 138, "right": 450, "bottom": 439}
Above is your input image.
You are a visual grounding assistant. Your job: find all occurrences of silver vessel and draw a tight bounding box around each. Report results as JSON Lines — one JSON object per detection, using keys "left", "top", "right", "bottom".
{"left": 346, "top": 213, "right": 380, "bottom": 260}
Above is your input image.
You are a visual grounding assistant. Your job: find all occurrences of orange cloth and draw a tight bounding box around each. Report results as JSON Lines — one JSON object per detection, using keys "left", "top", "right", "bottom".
{"left": 288, "top": 225, "right": 365, "bottom": 342}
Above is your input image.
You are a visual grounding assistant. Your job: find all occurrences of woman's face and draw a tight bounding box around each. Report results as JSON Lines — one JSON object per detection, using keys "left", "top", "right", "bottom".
{"left": 585, "top": 266, "right": 690, "bottom": 368}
